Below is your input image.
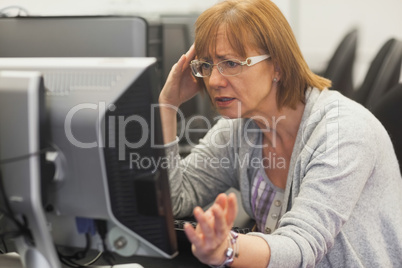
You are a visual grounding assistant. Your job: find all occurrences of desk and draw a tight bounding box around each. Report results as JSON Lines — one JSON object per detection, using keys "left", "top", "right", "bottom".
{"left": 0, "top": 252, "right": 208, "bottom": 268}
{"left": 0, "top": 253, "right": 23, "bottom": 268}
{"left": 0, "top": 240, "right": 208, "bottom": 268}
{"left": 0, "top": 193, "right": 254, "bottom": 268}
{"left": 89, "top": 237, "right": 209, "bottom": 268}
{"left": 0, "top": 190, "right": 252, "bottom": 268}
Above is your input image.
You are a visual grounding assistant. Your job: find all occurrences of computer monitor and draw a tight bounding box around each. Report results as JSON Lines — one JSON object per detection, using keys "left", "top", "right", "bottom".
{"left": 0, "top": 71, "right": 59, "bottom": 268}
{"left": 0, "top": 58, "right": 178, "bottom": 268}
{"left": 0, "top": 16, "right": 149, "bottom": 57}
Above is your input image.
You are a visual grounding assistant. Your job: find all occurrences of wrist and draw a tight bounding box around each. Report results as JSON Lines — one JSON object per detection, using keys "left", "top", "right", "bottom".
{"left": 158, "top": 94, "right": 181, "bottom": 109}
{"left": 158, "top": 99, "right": 179, "bottom": 144}
{"left": 209, "top": 231, "right": 239, "bottom": 268}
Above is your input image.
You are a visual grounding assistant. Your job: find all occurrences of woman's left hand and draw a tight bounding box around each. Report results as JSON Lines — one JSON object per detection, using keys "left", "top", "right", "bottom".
{"left": 184, "top": 193, "right": 238, "bottom": 266}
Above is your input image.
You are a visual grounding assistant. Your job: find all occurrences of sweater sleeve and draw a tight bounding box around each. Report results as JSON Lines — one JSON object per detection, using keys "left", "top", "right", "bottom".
{"left": 165, "top": 118, "right": 240, "bottom": 218}
{"left": 250, "top": 98, "right": 381, "bottom": 267}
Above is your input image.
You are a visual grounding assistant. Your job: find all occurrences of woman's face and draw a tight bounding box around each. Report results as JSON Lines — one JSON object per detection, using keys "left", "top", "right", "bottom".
{"left": 202, "top": 25, "right": 278, "bottom": 119}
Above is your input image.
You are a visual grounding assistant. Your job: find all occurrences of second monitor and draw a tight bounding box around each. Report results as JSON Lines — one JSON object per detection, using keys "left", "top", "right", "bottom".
{"left": 0, "top": 57, "right": 178, "bottom": 268}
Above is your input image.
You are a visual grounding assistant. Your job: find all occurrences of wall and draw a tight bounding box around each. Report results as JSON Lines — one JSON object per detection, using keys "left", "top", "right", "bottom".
{"left": 1, "top": 0, "right": 401, "bottom": 86}
{"left": 297, "top": 0, "right": 402, "bottom": 86}
{"left": 0, "top": 0, "right": 217, "bottom": 15}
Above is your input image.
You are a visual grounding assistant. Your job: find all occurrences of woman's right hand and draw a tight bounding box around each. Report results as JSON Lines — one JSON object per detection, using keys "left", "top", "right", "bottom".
{"left": 159, "top": 44, "right": 202, "bottom": 108}
{"left": 158, "top": 45, "right": 203, "bottom": 144}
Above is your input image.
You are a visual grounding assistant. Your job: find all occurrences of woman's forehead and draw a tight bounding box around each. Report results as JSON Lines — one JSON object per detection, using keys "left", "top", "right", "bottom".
{"left": 198, "top": 24, "right": 259, "bottom": 59}
{"left": 201, "top": 41, "right": 260, "bottom": 60}
{"left": 210, "top": 35, "right": 240, "bottom": 58}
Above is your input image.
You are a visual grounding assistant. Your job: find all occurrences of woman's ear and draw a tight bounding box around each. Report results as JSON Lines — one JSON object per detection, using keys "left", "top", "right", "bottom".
{"left": 274, "top": 62, "right": 282, "bottom": 81}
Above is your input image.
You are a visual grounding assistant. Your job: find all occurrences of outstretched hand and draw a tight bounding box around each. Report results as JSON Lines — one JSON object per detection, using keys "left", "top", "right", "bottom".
{"left": 184, "top": 193, "right": 238, "bottom": 266}
{"left": 159, "top": 44, "right": 203, "bottom": 108}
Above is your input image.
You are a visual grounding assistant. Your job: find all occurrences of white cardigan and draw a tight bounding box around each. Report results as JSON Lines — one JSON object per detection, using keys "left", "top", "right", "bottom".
{"left": 165, "top": 88, "right": 402, "bottom": 267}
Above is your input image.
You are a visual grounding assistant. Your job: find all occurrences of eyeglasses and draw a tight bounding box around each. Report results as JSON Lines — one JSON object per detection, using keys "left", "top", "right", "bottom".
{"left": 190, "top": 55, "right": 270, "bottom": 78}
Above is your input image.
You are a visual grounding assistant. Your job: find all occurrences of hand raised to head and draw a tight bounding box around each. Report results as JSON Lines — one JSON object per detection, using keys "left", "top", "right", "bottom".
{"left": 159, "top": 44, "right": 203, "bottom": 108}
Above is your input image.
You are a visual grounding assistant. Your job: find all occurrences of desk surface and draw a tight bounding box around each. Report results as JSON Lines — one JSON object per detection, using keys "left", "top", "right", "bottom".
{"left": 0, "top": 254, "right": 208, "bottom": 268}
{"left": 90, "top": 238, "right": 209, "bottom": 268}
{"left": 1, "top": 190, "right": 251, "bottom": 268}
{"left": 0, "top": 240, "right": 208, "bottom": 268}
{"left": 0, "top": 252, "right": 208, "bottom": 268}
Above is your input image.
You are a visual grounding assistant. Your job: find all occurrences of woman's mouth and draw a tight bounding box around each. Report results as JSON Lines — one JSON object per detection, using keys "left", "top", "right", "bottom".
{"left": 215, "top": 97, "right": 236, "bottom": 107}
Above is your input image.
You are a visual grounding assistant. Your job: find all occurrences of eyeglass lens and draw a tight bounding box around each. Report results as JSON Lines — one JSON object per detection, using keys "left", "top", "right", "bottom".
{"left": 194, "top": 60, "right": 243, "bottom": 77}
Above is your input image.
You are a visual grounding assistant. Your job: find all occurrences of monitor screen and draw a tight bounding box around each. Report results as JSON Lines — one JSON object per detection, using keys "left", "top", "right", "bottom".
{"left": 0, "top": 57, "right": 178, "bottom": 268}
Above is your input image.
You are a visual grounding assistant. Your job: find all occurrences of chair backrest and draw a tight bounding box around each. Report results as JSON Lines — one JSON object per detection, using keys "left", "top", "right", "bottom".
{"left": 371, "top": 83, "right": 402, "bottom": 172}
{"left": 323, "top": 28, "right": 358, "bottom": 97}
{"left": 352, "top": 38, "right": 402, "bottom": 108}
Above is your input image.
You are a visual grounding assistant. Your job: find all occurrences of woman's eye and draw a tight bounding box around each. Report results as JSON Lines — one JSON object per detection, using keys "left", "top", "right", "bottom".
{"left": 224, "top": 60, "right": 239, "bottom": 68}
{"left": 201, "top": 62, "right": 211, "bottom": 70}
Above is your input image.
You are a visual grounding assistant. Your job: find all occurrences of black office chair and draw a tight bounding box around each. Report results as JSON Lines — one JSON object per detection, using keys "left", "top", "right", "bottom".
{"left": 371, "top": 83, "right": 402, "bottom": 172}
{"left": 351, "top": 38, "right": 402, "bottom": 108}
{"left": 321, "top": 28, "right": 358, "bottom": 97}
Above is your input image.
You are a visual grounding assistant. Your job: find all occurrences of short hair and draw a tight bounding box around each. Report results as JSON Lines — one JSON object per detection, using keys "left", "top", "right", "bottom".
{"left": 194, "top": 0, "right": 331, "bottom": 109}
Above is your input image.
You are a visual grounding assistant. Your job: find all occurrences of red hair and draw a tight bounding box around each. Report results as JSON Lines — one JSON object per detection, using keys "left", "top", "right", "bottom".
{"left": 194, "top": 0, "right": 331, "bottom": 109}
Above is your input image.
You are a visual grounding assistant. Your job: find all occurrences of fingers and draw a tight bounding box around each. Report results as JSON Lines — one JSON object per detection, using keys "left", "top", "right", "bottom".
{"left": 184, "top": 207, "right": 216, "bottom": 250}
{"left": 191, "top": 196, "right": 234, "bottom": 242}
{"left": 174, "top": 44, "right": 196, "bottom": 72}
{"left": 214, "top": 193, "right": 228, "bottom": 209}
{"left": 213, "top": 193, "right": 238, "bottom": 226}
{"left": 169, "top": 53, "right": 191, "bottom": 86}
{"left": 211, "top": 204, "right": 228, "bottom": 241}
{"left": 195, "top": 207, "right": 217, "bottom": 243}
{"left": 174, "top": 54, "right": 187, "bottom": 73}
{"left": 180, "top": 44, "right": 196, "bottom": 71}
{"left": 186, "top": 194, "right": 238, "bottom": 238}
{"left": 185, "top": 196, "right": 239, "bottom": 265}
{"left": 184, "top": 222, "right": 203, "bottom": 249}
{"left": 227, "top": 193, "right": 238, "bottom": 226}
{"left": 186, "top": 44, "right": 196, "bottom": 61}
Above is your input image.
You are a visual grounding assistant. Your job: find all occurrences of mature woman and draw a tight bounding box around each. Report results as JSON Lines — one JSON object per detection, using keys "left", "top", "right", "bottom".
{"left": 158, "top": 0, "right": 402, "bottom": 267}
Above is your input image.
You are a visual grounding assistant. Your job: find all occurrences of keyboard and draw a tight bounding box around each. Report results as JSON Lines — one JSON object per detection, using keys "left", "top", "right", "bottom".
{"left": 174, "top": 219, "right": 253, "bottom": 257}
{"left": 174, "top": 219, "right": 252, "bottom": 234}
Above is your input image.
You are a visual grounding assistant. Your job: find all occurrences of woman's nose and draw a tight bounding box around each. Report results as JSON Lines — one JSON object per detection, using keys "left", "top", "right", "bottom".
{"left": 208, "top": 65, "right": 227, "bottom": 88}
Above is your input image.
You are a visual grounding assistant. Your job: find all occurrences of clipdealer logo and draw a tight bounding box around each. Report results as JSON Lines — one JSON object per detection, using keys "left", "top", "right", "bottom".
{"left": 63, "top": 99, "right": 340, "bottom": 167}
{"left": 63, "top": 102, "right": 221, "bottom": 161}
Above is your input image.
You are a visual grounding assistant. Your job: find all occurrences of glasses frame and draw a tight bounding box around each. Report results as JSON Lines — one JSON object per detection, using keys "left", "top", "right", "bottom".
{"left": 190, "top": 54, "right": 270, "bottom": 78}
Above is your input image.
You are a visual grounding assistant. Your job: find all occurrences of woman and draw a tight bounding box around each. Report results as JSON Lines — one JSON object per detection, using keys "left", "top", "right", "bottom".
{"left": 159, "top": 0, "right": 402, "bottom": 267}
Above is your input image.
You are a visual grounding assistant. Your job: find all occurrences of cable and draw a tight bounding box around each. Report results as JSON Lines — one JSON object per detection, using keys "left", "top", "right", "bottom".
{"left": 0, "top": 228, "right": 7, "bottom": 254}
{"left": 58, "top": 250, "right": 103, "bottom": 268}
{"left": 82, "top": 251, "right": 103, "bottom": 266}
{"left": 58, "top": 254, "right": 81, "bottom": 268}
{"left": 57, "top": 233, "right": 90, "bottom": 262}
{"left": 1, "top": 148, "right": 106, "bottom": 266}
{"left": 56, "top": 232, "right": 104, "bottom": 268}
{"left": 0, "top": 212, "right": 7, "bottom": 253}
{"left": 0, "top": 208, "right": 32, "bottom": 254}
{"left": 0, "top": 171, "right": 31, "bottom": 241}
{"left": 0, "top": 147, "right": 52, "bottom": 166}
{"left": 95, "top": 220, "right": 115, "bottom": 266}
{"left": 0, "top": 168, "right": 35, "bottom": 255}
{"left": 0, "top": 167, "right": 31, "bottom": 232}
{"left": 0, "top": 208, "right": 24, "bottom": 232}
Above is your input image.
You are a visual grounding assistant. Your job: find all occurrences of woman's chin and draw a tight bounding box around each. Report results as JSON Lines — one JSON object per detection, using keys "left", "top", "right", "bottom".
{"left": 216, "top": 109, "right": 243, "bottom": 119}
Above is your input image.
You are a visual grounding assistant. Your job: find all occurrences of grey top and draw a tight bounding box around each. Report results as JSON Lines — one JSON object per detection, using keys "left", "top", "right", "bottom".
{"left": 165, "top": 88, "right": 402, "bottom": 267}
